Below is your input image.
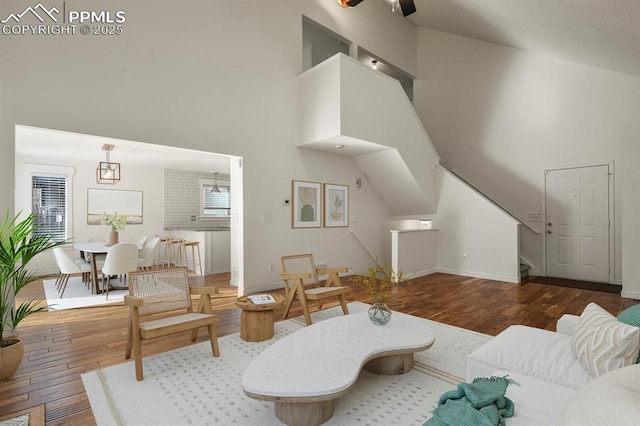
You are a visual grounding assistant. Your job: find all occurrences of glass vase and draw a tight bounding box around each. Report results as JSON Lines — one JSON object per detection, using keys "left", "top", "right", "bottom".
{"left": 368, "top": 302, "right": 392, "bottom": 325}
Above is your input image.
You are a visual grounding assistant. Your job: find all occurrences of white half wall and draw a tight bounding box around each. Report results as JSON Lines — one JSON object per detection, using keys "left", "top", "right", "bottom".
{"left": 391, "top": 229, "right": 437, "bottom": 279}
{"left": 297, "top": 54, "right": 441, "bottom": 216}
{"left": 434, "top": 166, "right": 520, "bottom": 283}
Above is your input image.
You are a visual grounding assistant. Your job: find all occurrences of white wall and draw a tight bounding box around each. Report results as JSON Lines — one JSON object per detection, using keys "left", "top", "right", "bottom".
{"left": 434, "top": 166, "right": 520, "bottom": 283}
{"left": 0, "top": 0, "right": 418, "bottom": 292}
{"left": 414, "top": 29, "right": 640, "bottom": 292}
{"left": 621, "top": 135, "right": 640, "bottom": 299}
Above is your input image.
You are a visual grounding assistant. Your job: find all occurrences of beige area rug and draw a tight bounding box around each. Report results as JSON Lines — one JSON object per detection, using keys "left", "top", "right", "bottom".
{"left": 42, "top": 276, "right": 128, "bottom": 310}
{"left": 82, "top": 302, "right": 492, "bottom": 425}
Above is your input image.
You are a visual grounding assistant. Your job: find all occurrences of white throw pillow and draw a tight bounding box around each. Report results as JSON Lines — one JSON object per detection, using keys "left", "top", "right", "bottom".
{"left": 571, "top": 303, "right": 640, "bottom": 378}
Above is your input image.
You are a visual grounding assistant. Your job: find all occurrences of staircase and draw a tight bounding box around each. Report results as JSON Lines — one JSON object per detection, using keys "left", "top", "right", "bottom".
{"left": 297, "top": 53, "right": 522, "bottom": 283}
{"left": 520, "top": 262, "right": 531, "bottom": 279}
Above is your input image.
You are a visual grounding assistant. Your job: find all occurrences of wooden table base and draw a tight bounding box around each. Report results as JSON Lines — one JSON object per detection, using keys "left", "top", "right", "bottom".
{"left": 241, "top": 309, "right": 275, "bottom": 342}
{"left": 235, "top": 294, "right": 285, "bottom": 342}
{"left": 275, "top": 399, "right": 336, "bottom": 426}
{"left": 364, "top": 353, "right": 414, "bottom": 375}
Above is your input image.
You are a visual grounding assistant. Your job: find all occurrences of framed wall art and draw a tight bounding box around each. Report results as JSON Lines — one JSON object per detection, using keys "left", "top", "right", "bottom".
{"left": 87, "top": 188, "right": 143, "bottom": 225}
{"left": 324, "top": 183, "right": 349, "bottom": 227}
{"left": 292, "top": 180, "right": 322, "bottom": 228}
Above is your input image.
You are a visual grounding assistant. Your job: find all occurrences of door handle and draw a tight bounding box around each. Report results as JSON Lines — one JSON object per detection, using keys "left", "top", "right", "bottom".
{"left": 547, "top": 222, "right": 552, "bottom": 227}
{"left": 547, "top": 230, "right": 552, "bottom": 234}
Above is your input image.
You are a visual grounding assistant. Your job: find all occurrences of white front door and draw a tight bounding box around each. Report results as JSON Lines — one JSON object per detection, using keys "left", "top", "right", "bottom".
{"left": 545, "top": 165, "right": 610, "bottom": 282}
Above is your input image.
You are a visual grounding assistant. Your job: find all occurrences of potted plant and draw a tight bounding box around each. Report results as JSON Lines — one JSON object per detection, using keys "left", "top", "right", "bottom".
{"left": 351, "top": 262, "right": 410, "bottom": 325}
{"left": 0, "top": 210, "right": 66, "bottom": 380}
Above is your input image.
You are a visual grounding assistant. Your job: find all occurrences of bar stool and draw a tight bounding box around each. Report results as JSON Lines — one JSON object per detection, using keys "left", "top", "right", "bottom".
{"left": 155, "top": 235, "right": 172, "bottom": 267}
{"left": 167, "top": 237, "right": 185, "bottom": 267}
{"left": 177, "top": 240, "right": 203, "bottom": 276}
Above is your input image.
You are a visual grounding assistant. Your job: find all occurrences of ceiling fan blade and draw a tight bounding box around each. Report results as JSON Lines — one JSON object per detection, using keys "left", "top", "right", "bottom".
{"left": 399, "top": 0, "right": 416, "bottom": 16}
{"left": 346, "top": 0, "right": 365, "bottom": 6}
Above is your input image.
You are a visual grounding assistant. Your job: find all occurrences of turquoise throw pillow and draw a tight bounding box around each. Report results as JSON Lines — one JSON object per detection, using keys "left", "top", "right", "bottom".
{"left": 618, "top": 304, "right": 640, "bottom": 327}
{"left": 617, "top": 304, "right": 640, "bottom": 363}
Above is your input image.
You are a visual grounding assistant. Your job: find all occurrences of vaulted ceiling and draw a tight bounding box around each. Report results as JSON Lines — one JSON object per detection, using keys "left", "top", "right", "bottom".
{"left": 408, "top": 0, "right": 640, "bottom": 77}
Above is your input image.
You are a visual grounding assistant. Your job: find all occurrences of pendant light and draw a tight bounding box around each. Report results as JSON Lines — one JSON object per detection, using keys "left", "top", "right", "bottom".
{"left": 211, "top": 172, "right": 221, "bottom": 193}
{"left": 96, "top": 144, "right": 121, "bottom": 184}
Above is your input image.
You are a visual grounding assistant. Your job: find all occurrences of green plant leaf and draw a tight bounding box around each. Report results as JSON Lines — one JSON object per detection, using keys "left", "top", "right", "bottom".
{"left": 1, "top": 210, "right": 67, "bottom": 340}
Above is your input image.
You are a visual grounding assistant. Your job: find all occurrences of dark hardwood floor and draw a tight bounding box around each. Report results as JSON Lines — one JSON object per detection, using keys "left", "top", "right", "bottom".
{"left": 0, "top": 272, "right": 637, "bottom": 424}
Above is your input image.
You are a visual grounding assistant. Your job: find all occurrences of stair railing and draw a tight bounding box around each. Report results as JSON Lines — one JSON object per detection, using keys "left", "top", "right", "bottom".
{"left": 449, "top": 168, "right": 540, "bottom": 235}
{"left": 349, "top": 231, "right": 383, "bottom": 268}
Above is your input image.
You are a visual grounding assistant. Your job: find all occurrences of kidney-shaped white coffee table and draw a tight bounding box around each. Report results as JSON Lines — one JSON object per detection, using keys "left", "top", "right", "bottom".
{"left": 242, "top": 312, "right": 436, "bottom": 426}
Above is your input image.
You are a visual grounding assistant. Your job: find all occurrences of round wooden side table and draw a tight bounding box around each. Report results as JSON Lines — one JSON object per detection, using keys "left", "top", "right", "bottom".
{"left": 235, "top": 294, "right": 286, "bottom": 342}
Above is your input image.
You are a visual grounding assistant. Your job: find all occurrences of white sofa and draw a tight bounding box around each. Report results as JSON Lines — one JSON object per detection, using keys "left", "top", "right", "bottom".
{"left": 466, "top": 306, "right": 640, "bottom": 425}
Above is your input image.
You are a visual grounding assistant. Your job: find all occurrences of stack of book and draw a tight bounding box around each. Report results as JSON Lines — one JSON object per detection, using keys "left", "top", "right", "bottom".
{"left": 247, "top": 294, "right": 276, "bottom": 305}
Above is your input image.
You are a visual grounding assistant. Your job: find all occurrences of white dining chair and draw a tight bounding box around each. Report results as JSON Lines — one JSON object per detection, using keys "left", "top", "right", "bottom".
{"left": 101, "top": 243, "right": 139, "bottom": 300}
{"left": 138, "top": 237, "right": 160, "bottom": 270}
{"left": 52, "top": 248, "right": 93, "bottom": 298}
{"left": 69, "top": 250, "right": 92, "bottom": 286}
{"left": 136, "top": 235, "right": 148, "bottom": 248}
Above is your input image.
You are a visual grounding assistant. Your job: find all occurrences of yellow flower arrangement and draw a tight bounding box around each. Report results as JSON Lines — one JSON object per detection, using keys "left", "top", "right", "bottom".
{"left": 352, "top": 263, "right": 411, "bottom": 304}
{"left": 101, "top": 212, "right": 127, "bottom": 231}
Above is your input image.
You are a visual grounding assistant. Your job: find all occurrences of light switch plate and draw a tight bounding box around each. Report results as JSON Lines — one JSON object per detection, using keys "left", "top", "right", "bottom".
{"left": 528, "top": 213, "right": 541, "bottom": 222}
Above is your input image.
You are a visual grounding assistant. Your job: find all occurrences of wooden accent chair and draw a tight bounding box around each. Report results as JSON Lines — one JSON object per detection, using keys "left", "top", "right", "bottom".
{"left": 125, "top": 268, "right": 220, "bottom": 381}
{"left": 280, "top": 254, "right": 350, "bottom": 326}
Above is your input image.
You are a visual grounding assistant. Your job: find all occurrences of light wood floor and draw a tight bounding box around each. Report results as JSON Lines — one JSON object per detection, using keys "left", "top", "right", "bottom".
{"left": 0, "top": 272, "right": 636, "bottom": 424}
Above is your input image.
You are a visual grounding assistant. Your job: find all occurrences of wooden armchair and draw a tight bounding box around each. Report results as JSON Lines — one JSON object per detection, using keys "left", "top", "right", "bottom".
{"left": 280, "top": 254, "right": 350, "bottom": 325}
{"left": 125, "top": 268, "right": 220, "bottom": 381}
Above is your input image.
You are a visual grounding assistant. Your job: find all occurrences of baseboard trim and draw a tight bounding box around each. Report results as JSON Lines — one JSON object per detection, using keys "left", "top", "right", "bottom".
{"left": 244, "top": 282, "right": 285, "bottom": 295}
{"left": 407, "top": 268, "right": 437, "bottom": 279}
{"left": 436, "top": 268, "right": 519, "bottom": 284}
{"left": 621, "top": 290, "right": 640, "bottom": 300}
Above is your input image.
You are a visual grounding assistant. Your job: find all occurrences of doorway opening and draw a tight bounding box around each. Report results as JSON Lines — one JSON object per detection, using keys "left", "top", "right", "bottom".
{"left": 14, "top": 125, "right": 244, "bottom": 292}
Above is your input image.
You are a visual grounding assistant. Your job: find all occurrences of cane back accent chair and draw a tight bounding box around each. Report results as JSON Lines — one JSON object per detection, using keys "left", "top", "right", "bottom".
{"left": 125, "top": 268, "right": 220, "bottom": 381}
{"left": 280, "top": 253, "right": 350, "bottom": 326}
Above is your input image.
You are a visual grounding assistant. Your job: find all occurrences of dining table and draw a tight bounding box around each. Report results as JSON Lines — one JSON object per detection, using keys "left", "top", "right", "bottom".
{"left": 74, "top": 241, "right": 133, "bottom": 295}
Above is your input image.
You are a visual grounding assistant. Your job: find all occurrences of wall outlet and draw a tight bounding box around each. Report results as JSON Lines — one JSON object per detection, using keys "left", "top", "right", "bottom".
{"left": 462, "top": 253, "right": 467, "bottom": 261}
{"left": 352, "top": 215, "right": 358, "bottom": 222}
{"left": 268, "top": 263, "right": 274, "bottom": 271}
{"left": 528, "top": 213, "right": 541, "bottom": 222}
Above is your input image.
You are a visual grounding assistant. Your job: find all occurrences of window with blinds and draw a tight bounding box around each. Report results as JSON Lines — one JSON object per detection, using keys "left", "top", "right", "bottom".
{"left": 32, "top": 175, "right": 67, "bottom": 242}
{"left": 202, "top": 186, "right": 231, "bottom": 216}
